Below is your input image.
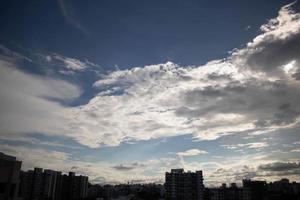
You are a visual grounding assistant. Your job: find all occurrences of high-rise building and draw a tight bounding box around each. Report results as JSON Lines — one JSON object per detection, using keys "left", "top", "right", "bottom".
{"left": 31, "top": 168, "right": 44, "bottom": 200}
{"left": 61, "top": 172, "right": 88, "bottom": 200}
{"left": 0, "top": 152, "right": 22, "bottom": 200}
{"left": 19, "top": 168, "right": 64, "bottom": 200}
{"left": 54, "top": 172, "right": 63, "bottom": 200}
{"left": 243, "top": 179, "right": 266, "bottom": 200}
{"left": 165, "top": 169, "right": 204, "bottom": 200}
{"left": 42, "top": 170, "right": 59, "bottom": 200}
{"left": 19, "top": 170, "right": 34, "bottom": 199}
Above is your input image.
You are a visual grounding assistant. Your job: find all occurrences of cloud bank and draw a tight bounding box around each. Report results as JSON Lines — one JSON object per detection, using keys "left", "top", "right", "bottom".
{"left": 70, "top": 2, "right": 300, "bottom": 147}
{"left": 1, "top": 2, "right": 300, "bottom": 150}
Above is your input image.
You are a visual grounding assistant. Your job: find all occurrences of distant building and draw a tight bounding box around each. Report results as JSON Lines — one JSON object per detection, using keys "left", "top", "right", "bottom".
{"left": 165, "top": 168, "right": 204, "bottom": 200}
{"left": 242, "top": 179, "right": 266, "bottom": 200}
{"left": 88, "top": 184, "right": 103, "bottom": 199}
{"left": 0, "top": 152, "right": 22, "bottom": 200}
{"left": 267, "top": 179, "right": 300, "bottom": 200}
{"left": 102, "top": 185, "right": 114, "bottom": 200}
{"left": 208, "top": 183, "right": 251, "bottom": 200}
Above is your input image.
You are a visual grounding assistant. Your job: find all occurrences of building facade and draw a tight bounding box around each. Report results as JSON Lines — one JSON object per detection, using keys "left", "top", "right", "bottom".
{"left": 19, "top": 169, "right": 88, "bottom": 200}
{"left": 0, "top": 152, "right": 22, "bottom": 200}
{"left": 165, "top": 169, "right": 204, "bottom": 200}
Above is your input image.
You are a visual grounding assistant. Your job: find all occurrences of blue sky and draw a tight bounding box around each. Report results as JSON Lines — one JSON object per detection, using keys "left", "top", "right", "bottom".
{"left": 0, "top": 0, "right": 300, "bottom": 186}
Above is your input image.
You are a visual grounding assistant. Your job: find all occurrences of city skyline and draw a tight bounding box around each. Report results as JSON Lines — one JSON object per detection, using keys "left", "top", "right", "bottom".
{"left": 1, "top": 151, "right": 299, "bottom": 200}
{"left": 0, "top": 0, "right": 300, "bottom": 187}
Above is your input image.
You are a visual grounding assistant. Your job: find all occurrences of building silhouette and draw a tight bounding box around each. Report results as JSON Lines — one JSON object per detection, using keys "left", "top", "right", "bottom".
{"left": 19, "top": 169, "right": 88, "bottom": 200}
{"left": 208, "top": 183, "right": 251, "bottom": 200}
{"left": 165, "top": 168, "right": 204, "bottom": 200}
{"left": 0, "top": 152, "right": 22, "bottom": 200}
{"left": 242, "top": 179, "right": 266, "bottom": 200}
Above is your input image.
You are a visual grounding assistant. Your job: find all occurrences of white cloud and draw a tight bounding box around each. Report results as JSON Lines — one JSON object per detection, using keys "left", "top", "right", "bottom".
{"left": 247, "top": 142, "right": 269, "bottom": 149}
{"left": 1, "top": 3, "right": 300, "bottom": 149}
{"left": 0, "top": 58, "right": 81, "bottom": 139}
{"left": 291, "top": 149, "right": 300, "bottom": 152}
{"left": 65, "top": 2, "right": 300, "bottom": 148}
{"left": 176, "top": 149, "right": 207, "bottom": 157}
{"left": 294, "top": 141, "right": 300, "bottom": 145}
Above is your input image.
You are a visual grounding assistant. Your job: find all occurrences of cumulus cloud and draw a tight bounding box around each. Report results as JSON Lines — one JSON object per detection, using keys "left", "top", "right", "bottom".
{"left": 176, "top": 149, "right": 207, "bottom": 157}
{"left": 70, "top": 1, "right": 300, "bottom": 147}
{"left": 232, "top": 1, "right": 300, "bottom": 76}
{"left": 2, "top": 3, "right": 300, "bottom": 150}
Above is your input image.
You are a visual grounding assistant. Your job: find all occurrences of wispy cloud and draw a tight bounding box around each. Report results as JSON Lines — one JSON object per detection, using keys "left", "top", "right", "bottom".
{"left": 222, "top": 142, "right": 269, "bottom": 150}
{"left": 0, "top": 44, "right": 32, "bottom": 62}
{"left": 52, "top": 54, "right": 88, "bottom": 71}
{"left": 57, "top": 0, "right": 89, "bottom": 35}
{"left": 38, "top": 52, "right": 101, "bottom": 75}
{"left": 0, "top": 54, "right": 81, "bottom": 138}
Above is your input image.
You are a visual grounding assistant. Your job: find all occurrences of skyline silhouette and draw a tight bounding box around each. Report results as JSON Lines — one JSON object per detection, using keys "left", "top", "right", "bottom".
{"left": 0, "top": 0, "right": 300, "bottom": 189}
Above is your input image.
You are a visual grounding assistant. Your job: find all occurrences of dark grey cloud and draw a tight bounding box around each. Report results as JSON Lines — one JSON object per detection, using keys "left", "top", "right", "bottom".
{"left": 246, "top": 34, "right": 300, "bottom": 73}
{"left": 232, "top": 2, "right": 300, "bottom": 77}
{"left": 177, "top": 79, "right": 300, "bottom": 128}
{"left": 259, "top": 162, "right": 300, "bottom": 172}
{"left": 112, "top": 162, "right": 145, "bottom": 171}
{"left": 206, "top": 73, "right": 233, "bottom": 81}
{"left": 292, "top": 71, "right": 300, "bottom": 80}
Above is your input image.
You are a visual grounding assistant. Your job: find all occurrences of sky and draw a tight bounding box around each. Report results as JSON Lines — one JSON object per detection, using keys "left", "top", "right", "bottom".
{"left": 0, "top": 0, "right": 300, "bottom": 186}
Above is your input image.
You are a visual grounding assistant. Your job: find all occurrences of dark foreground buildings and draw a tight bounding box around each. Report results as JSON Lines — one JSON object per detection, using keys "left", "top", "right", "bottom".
{"left": 0, "top": 152, "right": 88, "bottom": 200}
{"left": 243, "top": 179, "right": 300, "bottom": 200}
{"left": 19, "top": 169, "right": 88, "bottom": 200}
{"left": 0, "top": 152, "right": 22, "bottom": 200}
